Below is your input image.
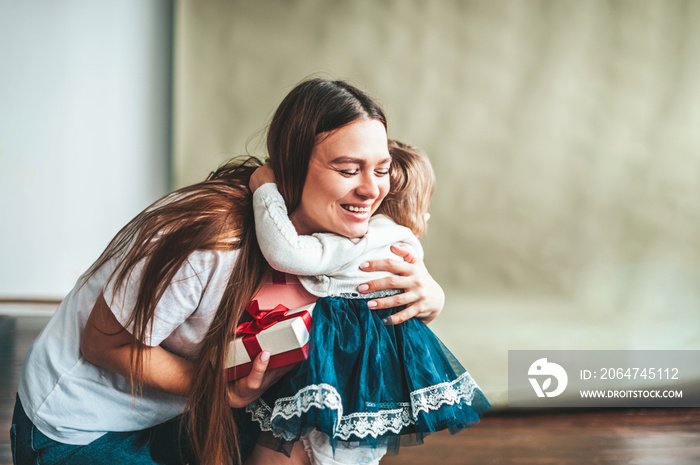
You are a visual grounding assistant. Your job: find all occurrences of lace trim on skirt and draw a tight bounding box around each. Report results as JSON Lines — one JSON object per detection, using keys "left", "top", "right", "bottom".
{"left": 245, "top": 372, "right": 479, "bottom": 441}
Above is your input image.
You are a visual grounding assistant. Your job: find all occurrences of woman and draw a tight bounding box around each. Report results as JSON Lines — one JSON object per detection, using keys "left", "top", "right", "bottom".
{"left": 11, "top": 78, "right": 445, "bottom": 465}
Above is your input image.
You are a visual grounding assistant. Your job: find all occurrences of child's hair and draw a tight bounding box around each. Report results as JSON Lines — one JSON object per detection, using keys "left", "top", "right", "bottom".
{"left": 378, "top": 139, "right": 435, "bottom": 238}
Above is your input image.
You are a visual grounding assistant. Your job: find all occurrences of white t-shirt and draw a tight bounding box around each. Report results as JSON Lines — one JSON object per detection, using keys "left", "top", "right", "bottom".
{"left": 18, "top": 247, "right": 239, "bottom": 445}
{"left": 253, "top": 183, "right": 423, "bottom": 297}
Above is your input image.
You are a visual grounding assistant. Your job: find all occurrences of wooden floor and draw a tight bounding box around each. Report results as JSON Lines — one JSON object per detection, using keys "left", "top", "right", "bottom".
{"left": 2, "top": 313, "right": 700, "bottom": 465}
{"left": 382, "top": 409, "right": 700, "bottom": 465}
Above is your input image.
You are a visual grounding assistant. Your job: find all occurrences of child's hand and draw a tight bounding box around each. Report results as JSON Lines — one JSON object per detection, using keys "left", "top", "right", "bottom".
{"left": 249, "top": 164, "right": 276, "bottom": 193}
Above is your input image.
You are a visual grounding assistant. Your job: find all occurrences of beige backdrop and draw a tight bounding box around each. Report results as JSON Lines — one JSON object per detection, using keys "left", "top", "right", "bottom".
{"left": 173, "top": 0, "right": 700, "bottom": 406}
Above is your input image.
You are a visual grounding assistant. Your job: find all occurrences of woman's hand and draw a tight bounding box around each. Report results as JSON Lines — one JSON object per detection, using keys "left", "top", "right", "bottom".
{"left": 249, "top": 164, "right": 276, "bottom": 193}
{"left": 227, "top": 352, "right": 294, "bottom": 408}
{"left": 358, "top": 245, "right": 445, "bottom": 325}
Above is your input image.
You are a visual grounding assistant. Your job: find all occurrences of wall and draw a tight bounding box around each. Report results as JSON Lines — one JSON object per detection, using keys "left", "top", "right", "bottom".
{"left": 0, "top": 0, "right": 173, "bottom": 298}
{"left": 181, "top": 0, "right": 700, "bottom": 404}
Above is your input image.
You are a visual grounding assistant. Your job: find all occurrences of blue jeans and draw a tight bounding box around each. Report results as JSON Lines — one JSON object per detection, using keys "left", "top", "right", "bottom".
{"left": 10, "top": 395, "right": 192, "bottom": 465}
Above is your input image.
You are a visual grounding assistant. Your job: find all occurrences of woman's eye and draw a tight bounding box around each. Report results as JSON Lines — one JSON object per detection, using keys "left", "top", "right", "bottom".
{"left": 339, "top": 169, "right": 359, "bottom": 176}
{"left": 375, "top": 169, "right": 390, "bottom": 176}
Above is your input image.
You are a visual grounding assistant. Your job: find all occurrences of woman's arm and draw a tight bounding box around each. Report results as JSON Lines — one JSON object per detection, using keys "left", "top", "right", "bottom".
{"left": 81, "top": 294, "right": 283, "bottom": 406}
{"left": 358, "top": 245, "right": 445, "bottom": 325}
{"left": 81, "top": 293, "right": 195, "bottom": 396}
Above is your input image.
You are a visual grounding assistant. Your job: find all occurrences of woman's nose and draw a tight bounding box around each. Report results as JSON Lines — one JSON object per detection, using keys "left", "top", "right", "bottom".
{"left": 355, "top": 173, "right": 380, "bottom": 199}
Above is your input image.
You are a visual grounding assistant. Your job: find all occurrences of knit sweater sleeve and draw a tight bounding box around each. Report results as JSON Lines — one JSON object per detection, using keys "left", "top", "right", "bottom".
{"left": 253, "top": 183, "right": 370, "bottom": 275}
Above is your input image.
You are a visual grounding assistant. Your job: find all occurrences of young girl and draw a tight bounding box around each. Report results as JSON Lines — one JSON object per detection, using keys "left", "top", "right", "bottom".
{"left": 246, "top": 140, "right": 490, "bottom": 464}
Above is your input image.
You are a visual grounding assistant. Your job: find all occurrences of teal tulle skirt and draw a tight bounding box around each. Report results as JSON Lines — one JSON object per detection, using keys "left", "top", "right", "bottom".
{"left": 245, "top": 296, "right": 490, "bottom": 454}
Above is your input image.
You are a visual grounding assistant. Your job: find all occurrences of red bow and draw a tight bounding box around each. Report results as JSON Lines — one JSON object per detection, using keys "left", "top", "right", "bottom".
{"left": 235, "top": 301, "right": 291, "bottom": 336}
{"left": 234, "top": 300, "right": 313, "bottom": 365}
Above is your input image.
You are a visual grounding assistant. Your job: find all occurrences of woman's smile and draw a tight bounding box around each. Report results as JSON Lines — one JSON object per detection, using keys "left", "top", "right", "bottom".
{"left": 342, "top": 204, "right": 372, "bottom": 214}
{"left": 340, "top": 203, "right": 373, "bottom": 223}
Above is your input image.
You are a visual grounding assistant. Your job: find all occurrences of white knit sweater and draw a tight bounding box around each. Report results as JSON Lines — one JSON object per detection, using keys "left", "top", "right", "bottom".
{"left": 253, "top": 183, "right": 423, "bottom": 297}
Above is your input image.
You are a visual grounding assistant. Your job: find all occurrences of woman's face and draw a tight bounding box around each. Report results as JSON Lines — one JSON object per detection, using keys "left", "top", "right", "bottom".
{"left": 291, "top": 118, "right": 391, "bottom": 238}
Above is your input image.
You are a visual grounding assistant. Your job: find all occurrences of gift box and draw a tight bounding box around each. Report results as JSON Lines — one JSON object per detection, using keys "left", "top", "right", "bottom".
{"left": 225, "top": 271, "right": 317, "bottom": 381}
{"left": 225, "top": 302, "right": 315, "bottom": 381}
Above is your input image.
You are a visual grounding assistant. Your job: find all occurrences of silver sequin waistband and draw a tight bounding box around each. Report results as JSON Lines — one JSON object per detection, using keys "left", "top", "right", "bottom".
{"left": 336, "top": 289, "right": 402, "bottom": 300}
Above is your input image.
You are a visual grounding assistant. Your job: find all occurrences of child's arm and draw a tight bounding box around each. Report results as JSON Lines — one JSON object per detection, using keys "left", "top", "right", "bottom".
{"left": 252, "top": 182, "right": 370, "bottom": 276}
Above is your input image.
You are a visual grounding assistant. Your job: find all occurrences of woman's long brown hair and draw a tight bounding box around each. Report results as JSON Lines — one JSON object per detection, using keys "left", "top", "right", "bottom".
{"left": 85, "top": 78, "right": 387, "bottom": 464}
{"left": 82, "top": 157, "right": 266, "bottom": 464}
